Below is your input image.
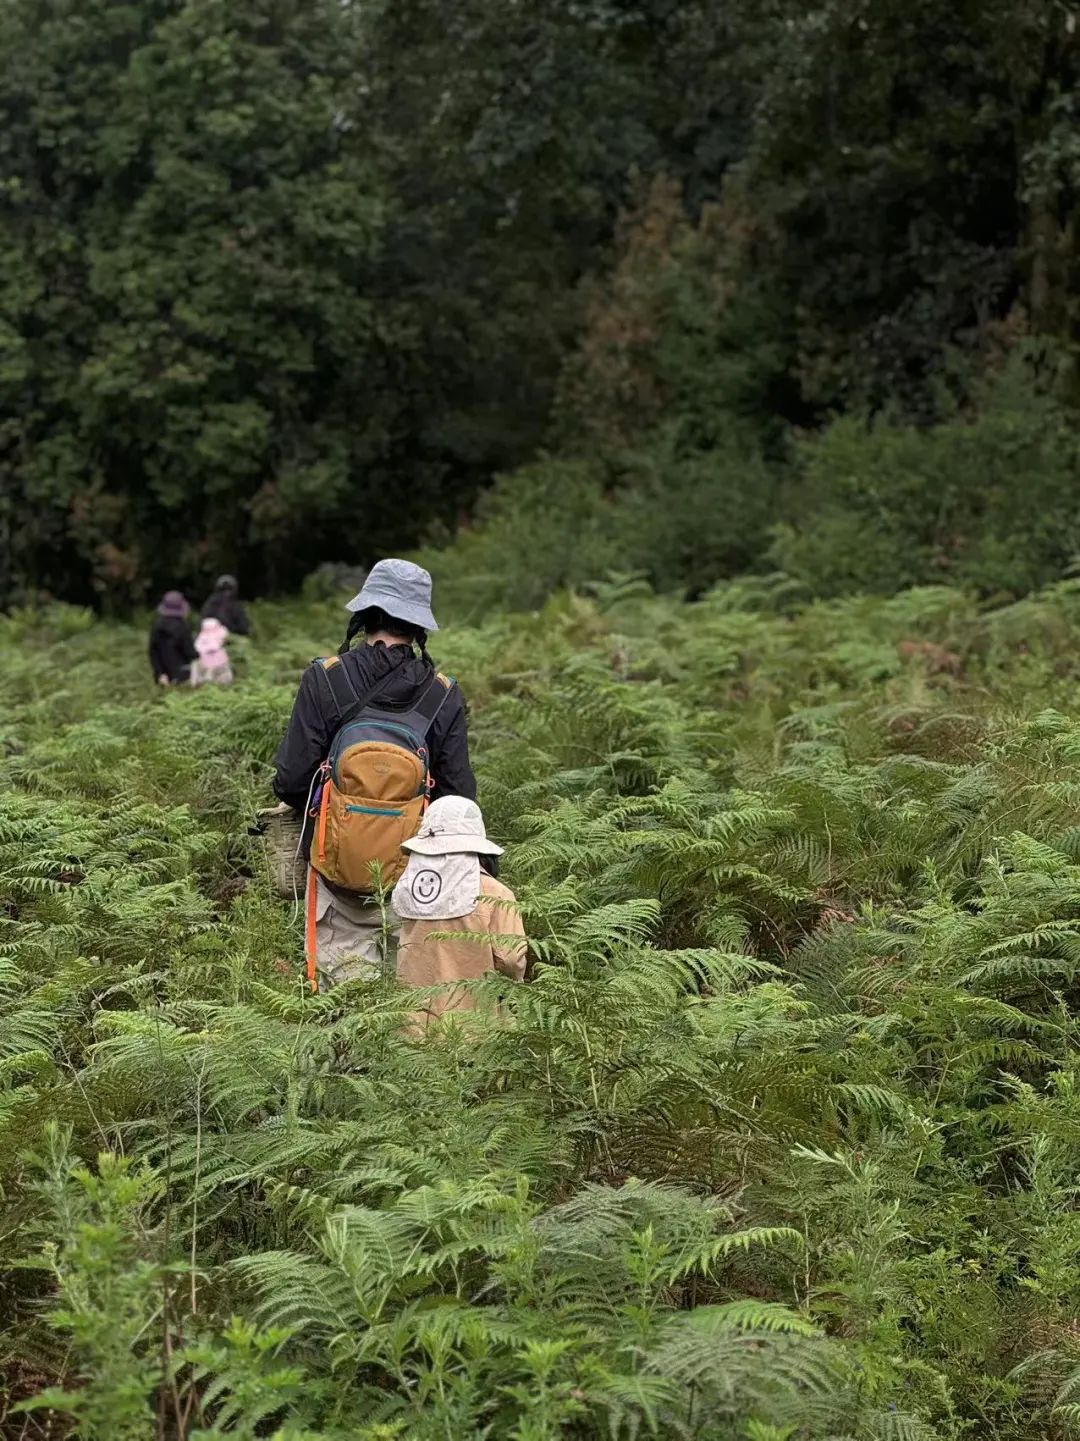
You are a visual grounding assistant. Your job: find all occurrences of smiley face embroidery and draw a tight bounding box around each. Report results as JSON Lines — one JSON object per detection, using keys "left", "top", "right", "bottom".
{"left": 411, "top": 868, "right": 443, "bottom": 905}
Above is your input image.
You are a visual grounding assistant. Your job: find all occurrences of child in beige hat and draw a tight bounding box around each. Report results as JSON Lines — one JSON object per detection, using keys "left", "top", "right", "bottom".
{"left": 391, "top": 796, "right": 525, "bottom": 1024}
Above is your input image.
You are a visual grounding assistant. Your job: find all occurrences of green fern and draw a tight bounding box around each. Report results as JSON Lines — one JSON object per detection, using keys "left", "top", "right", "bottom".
{"left": 8, "top": 586, "right": 1080, "bottom": 1436}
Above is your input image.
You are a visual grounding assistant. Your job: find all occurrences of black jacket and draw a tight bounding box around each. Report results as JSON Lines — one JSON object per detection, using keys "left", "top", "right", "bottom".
{"left": 273, "top": 642, "right": 477, "bottom": 815}
{"left": 149, "top": 615, "right": 197, "bottom": 683}
{"left": 201, "top": 590, "right": 251, "bottom": 636}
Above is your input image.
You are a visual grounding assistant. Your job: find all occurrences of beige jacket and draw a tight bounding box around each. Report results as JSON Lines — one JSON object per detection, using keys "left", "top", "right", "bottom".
{"left": 396, "top": 873, "right": 526, "bottom": 1022}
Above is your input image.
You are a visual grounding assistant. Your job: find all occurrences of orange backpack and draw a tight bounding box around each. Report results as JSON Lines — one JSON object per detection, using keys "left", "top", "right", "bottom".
{"left": 309, "top": 655, "right": 454, "bottom": 895}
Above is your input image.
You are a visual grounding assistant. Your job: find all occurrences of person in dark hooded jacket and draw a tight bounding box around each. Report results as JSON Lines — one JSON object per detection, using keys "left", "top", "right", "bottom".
{"left": 273, "top": 559, "right": 483, "bottom": 988}
{"left": 201, "top": 575, "right": 251, "bottom": 636}
{"left": 274, "top": 561, "right": 477, "bottom": 816}
{"left": 149, "top": 591, "right": 197, "bottom": 685}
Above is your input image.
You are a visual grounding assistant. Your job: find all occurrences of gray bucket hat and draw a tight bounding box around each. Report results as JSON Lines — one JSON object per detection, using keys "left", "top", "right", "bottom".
{"left": 345, "top": 558, "right": 439, "bottom": 633}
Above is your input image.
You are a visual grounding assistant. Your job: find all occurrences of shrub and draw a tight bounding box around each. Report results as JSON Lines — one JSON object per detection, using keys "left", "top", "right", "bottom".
{"left": 419, "top": 458, "right": 621, "bottom": 618}
{"left": 421, "top": 438, "right": 779, "bottom": 618}
{"left": 773, "top": 354, "right": 1080, "bottom": 598}
{"left": 613, "top": 431, "right": 779, "bottom": 597}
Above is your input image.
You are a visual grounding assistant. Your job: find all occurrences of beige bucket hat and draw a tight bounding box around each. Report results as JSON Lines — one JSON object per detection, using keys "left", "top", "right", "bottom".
{"left": 402, "top": 796, "right": 503, "bottom": 857}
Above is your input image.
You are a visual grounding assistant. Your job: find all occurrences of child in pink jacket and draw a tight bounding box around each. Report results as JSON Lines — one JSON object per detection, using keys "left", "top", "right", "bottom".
{"left": 191, "top": 617, "right": 234, "bottom": 687}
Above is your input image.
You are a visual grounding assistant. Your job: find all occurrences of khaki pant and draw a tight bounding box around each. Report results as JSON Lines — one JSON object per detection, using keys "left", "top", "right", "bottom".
{"left": 305, "top": 869, "right": 399, "bottom": 990}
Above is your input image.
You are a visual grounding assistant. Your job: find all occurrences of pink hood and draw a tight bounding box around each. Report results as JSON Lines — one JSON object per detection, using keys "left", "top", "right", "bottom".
{"left": 195, "top": 617, "right": 230, "bottom": 663}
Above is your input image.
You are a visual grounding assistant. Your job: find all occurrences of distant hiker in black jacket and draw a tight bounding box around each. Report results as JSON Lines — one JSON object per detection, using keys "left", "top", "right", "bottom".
{"left": 149, "top": 591, "right": 197, "bottom": 685}
{"left": 201, "top": 574, "right": 251, "bottom": 636}
{"left": 273, "top": 559, "right": 485, "bottom": 989}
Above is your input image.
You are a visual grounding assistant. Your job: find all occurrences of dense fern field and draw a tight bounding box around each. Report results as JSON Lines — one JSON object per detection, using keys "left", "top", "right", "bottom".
{"left": 7, "top": 578, "right": 1080, "bottom": 1438}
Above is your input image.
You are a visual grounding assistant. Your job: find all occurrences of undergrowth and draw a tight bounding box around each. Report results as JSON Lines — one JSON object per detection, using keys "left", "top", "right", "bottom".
{"left": 5, "top": 577, "right": 1080, "bottom": 1436}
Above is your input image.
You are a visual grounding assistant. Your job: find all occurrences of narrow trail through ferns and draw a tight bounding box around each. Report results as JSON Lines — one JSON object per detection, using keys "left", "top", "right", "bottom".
{"left": 5, "top": 578, "right": 1080, "bottom": 1438}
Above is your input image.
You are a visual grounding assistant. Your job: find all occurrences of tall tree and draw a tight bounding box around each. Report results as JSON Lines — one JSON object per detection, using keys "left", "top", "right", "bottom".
{"left": 0, "top": 0, "right": 386, "bottom": 606}
{"left": 735, "top": 0, "right": 1075, "bottom": 415}
{"left": 352, "top": 0, "right": 758, "bottom": 511}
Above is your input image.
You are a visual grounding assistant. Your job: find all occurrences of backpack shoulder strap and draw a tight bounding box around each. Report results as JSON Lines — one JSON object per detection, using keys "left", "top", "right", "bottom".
{"left": 313, "top": 655, "right": 361, "bottom": 720}
{"left": 315, "top": 652, "right": 414, "bottom": 733}
{"left": 406, "top": 670, "right": 457, "bottom": 738}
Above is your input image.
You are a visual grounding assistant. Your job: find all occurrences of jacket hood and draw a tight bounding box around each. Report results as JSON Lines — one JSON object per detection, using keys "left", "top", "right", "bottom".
{"left": 349, "top": 641, "right": 433, "bottom": 701}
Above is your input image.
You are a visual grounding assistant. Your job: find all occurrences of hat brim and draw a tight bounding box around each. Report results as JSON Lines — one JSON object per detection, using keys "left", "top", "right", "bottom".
{"left": 402, "top": 833, "right": 504, "bottom": 857}
{"left": 345, "top": 586, "right": 439, "bottom": 633}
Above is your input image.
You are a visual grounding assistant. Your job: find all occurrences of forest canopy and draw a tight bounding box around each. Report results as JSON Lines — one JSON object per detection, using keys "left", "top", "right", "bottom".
{"left": 2, "top": 0, "right": 1079, "bottom": 608}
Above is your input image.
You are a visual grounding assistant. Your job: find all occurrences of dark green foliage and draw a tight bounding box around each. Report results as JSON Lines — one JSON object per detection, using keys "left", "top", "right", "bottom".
{"left": 8, "top": 0, "right": 1080, "bottom": 609}
{"left": 0, "top": 0, "right": 762, "bottom": 608}
{"left": 737, "top": 0, "right": 1036, "bottom": 415}
{"left": 420, "top": 459, "right": 621, "bottom": 616}
{"left": 421, "top": 438, "right": 778, "bottom": 617}
{"left": 774, "top": 354, "right": 1080, "bottom": 599}
{"left": 0, "top": 0, "right": 386, "bottom": 607}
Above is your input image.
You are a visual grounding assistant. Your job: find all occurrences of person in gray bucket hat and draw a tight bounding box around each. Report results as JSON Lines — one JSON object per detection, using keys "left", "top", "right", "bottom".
{"left": 273, "top": 558, "right": 490, "bottom": 990}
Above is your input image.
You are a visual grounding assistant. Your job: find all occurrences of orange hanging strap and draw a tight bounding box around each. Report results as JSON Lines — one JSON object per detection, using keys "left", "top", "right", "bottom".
{"left": 316, "top": 780, "right": 330, "bottom": 861}
{"left": 305, "top": 866, "right": 319, "bottom": 992}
